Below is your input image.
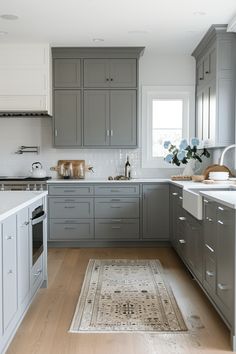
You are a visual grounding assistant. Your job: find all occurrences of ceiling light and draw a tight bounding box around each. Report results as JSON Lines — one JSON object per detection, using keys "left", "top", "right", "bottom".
{"left": 0, "top": 14, "right": 19, "bottom": 20}
{"left": 193, "top": 11, "right": 206, "bottom": 16}
{"left": 93, "top": 38, "right": 104, "bottom": 42}
{"left": 0, "top": 31, "right": 8, "bottom": 35}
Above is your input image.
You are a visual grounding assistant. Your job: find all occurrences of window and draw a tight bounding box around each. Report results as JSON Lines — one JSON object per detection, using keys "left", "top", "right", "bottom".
{"left": 141, "top": 86, "right": 195, "bottom": 168}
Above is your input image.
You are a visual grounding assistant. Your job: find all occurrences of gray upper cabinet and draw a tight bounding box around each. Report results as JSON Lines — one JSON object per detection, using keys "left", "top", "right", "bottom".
{"left": 110, "top": 90, "right": 137, "bottom": 146}
{"left": 54, "top": 90, "right": 82, "bottom": 147}
{"left": 142, "top": 184, "right": 169, "bottom": 240}
{"left": 84, "top": 90, "right": 137, "bottom": 147}
{"left": 192, "top": 25, "right": 236, "bottom": 148}
{"left": 84, "top": 59, "right": 137, "bottom": 88}
{"left": 84, "top": 90, "right": 110, "bottom": 146}
{"left": 52, "top": 47, "right": 144, "bottom": 148}
{"left": 54, "top": 59, "right": 81, "bottom": 88}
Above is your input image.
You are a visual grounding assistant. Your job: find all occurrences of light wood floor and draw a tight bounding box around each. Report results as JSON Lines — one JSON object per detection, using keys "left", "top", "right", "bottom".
{"left": 7, "top": 247, "right": 232, "bottom": 354}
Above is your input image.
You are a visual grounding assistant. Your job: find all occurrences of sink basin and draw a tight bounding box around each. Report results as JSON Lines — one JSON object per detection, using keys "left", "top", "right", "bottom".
{"left": 183, "top": 186, "right": 236, "bottom": 220}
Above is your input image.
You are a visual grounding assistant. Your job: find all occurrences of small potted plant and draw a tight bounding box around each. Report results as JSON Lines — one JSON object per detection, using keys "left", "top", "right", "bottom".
{"left": 163, "top": 138, "right": 210, "bottom": 176}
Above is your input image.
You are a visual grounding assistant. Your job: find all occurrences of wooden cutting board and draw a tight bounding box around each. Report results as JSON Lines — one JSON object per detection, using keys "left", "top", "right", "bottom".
{"left": 203, "top": 164, "right": 234, "bottom": 180}
{"left": 51, "top": 160, "right": 86, "bottom": 178}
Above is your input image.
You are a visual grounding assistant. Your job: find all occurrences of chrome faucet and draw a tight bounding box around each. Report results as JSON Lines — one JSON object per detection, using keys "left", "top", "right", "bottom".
{"left": 219, "top": 144, "right": 236, "bottom": 165}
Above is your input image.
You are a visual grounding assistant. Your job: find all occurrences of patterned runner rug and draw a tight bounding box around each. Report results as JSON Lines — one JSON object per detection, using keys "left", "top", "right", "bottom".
{"left": 69, "top": 259, "right": 187, "bottom": 333}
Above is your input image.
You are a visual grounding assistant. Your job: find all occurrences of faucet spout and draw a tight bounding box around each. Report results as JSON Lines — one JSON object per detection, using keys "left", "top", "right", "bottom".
{"left": 219, "top": 144, "right": 236, "bottom": 165}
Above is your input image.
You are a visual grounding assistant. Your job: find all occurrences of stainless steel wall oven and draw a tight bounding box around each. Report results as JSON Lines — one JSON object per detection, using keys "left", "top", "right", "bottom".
{"left": 31, "top": 205, "right": 46, "bottom": 265}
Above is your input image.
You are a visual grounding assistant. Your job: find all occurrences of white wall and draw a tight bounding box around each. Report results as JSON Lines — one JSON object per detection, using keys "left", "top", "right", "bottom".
{"left": 0, "top": 49, "right": 196, "bottom": 179}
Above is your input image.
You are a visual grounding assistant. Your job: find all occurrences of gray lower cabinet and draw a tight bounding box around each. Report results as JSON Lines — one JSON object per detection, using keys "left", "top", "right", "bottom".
{"left": 216, "top": 204, "right": 234, "bottom": 325}
{"left": 2, "top": 215, "right": 17, "bottom": 332}
{"left": 83, "top": 58, "right": 137, "bottom": 88}
{"left": 54, "top": 90, "right": 82, "bottom": 147}
{"left": 48, "top": 184, "right": 95, "bottom": 242}
{"left": 203, "top": 198, "right": 235, "bottom": 327}
{"left": 142, "top": 184, "right": 169, "bottom": 240}
{"left": 170, "top": 185, "right": 183, "bottom": 248}
{"left": 83, "top": 90, "right": 137, "bottom": 147}
{"left": 53, "top": 59, "right": 81, "bottom": 88}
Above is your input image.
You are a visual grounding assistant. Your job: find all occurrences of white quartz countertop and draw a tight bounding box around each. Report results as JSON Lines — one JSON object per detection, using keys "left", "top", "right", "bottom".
{"left": 199, "top": 190, "right": 236, "bottom": 209}
{"left": 47, "top": 178, "right": 170, "bottom": 183}
{"left": 0, "top": 191, "right": 48, "bottom": 222}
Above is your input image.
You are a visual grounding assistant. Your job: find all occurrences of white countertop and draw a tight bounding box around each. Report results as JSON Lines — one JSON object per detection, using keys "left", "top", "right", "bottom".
{"left": 0, "top": 191, "right": 48, "bottom": 222}
{"left": 199, "top": 190, "right": 236, "bottom": 209}
{"left": 47, "top": 178, "right": 170, "bottom": 183}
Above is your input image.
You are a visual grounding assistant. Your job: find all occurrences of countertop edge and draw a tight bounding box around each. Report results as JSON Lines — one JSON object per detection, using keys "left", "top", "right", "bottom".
{"left": 0, "top": 191, "right": 48, "bottom": 222}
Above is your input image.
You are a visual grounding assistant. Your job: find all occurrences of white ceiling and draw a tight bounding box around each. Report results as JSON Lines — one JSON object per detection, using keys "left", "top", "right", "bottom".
{"left": 0, "top": 0, "right": 236, "bottom": 53}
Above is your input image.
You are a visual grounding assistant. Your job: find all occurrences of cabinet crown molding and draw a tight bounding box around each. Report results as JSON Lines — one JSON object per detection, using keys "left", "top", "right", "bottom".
{"left": 52, "top": 47, "right": 145, "bottom": 59}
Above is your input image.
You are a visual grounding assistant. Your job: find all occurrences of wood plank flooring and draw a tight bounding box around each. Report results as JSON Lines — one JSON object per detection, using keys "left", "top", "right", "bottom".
{"left": 7, "top": 247, "right": 232, "bottom": 354}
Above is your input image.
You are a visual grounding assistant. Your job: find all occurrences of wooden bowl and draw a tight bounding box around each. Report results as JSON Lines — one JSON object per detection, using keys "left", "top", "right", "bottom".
{"left": 191, "top": 175, "right": 205, "bottom": 182}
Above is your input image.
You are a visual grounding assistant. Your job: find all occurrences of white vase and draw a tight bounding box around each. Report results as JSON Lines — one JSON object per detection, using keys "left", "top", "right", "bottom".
{"left": 182, "top": 159, "right": 196, "bottom": 176}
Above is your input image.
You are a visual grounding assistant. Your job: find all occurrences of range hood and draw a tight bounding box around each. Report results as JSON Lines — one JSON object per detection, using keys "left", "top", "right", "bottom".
{"left": 0, "top": 111, "right": 52, "bottom": 117}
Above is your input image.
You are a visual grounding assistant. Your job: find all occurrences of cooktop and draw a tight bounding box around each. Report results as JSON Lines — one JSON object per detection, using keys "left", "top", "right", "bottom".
{"left": 0, "top": 176, "right": 52, "bottom": 181}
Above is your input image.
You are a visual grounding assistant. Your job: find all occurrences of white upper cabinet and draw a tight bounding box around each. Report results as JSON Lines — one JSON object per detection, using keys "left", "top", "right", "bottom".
{"left": 0, "top": 44, "right": 52, "bottom": 114}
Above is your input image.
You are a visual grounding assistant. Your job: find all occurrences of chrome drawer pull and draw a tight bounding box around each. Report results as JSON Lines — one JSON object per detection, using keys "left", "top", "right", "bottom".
{"left": 217, "top": 220, "right": 224, "bottom": 225}
{"left": 218, "top": 206, "right": 224, "bottom": 211}
{"left": 205, "top": 243, "right": 214, "bottom": 253}
{"left": 111, "top": 205, "right": 121, "bottom": 208}
{"left": 178, "top": 217, "right": 186, "bottom": 221}
{"left": 34, "top": 269, "right": 42, "bottom": 277}
{"left": 8, "top": 269, "right": 13, "bottom": 274}
{"left": 204, "top": 199, "right": 209, "bottom": 204}
{"left": 24, "top": 221, "right": 30, "bottom": 226}
{"left": 172, "top": 192, "right": 178, "bottom": 196}
{"left": 64, "top": 227, "right": 76, "bottom": 230}
{"left": 111, "top": 199, "right": 121, "bottom": 202}
{"left": 111, "top": 190, "right": 120, "bottom": 192}
{"left": 111, "top": 219, "right": 121, "bottom": 223}
{"left": 179, "top": 196, "right": 183, "bottom": 200}
{"left": 218, "top": 283, "right": 229, "bottom": 291}
{"left": 64, "top": 206, "right": 75, "bottom": 209}
{"left": 112, "top": 226, "right": 121, "bottom": 229}
{"left": 179, "top": 239, "right": 186, "bottom": 244}
{"left": 64, "top": 190, "right": 76, "bottom": 193}
{"left": 206, "top": 270, "right": 214, "bottom": 277}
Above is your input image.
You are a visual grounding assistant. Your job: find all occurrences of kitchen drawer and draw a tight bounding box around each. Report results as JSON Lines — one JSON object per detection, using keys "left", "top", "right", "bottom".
{"left": 95, "top": 197, "right": 139, "bottom": 218}
{"left": 95, "top": 184, "right": 140, "bottom": 196}
{"left": 95, "top": 219, "right": 139, "bottom": 239}
{"left": 49, "top": 219, "right": 94, "bottom": 240}
{"left": 49, "top": 197, "right": 94, "bottom": 218}
{"left": 204, "top": 254, "right": 216, "bottom": 292}
{"left": 48, "top": 185, "right": 94, "bottom": 196}
{"left": 31, "top": 254, "right": 43, "bottom": 297}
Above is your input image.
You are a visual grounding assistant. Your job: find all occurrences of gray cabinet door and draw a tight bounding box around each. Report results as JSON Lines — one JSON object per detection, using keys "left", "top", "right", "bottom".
{"left": 110, "top": 90, "right": 137, "bottom": 146}
{"left": 54, "top": 90, "right": 82, "bottom": 147}
{"left": 142, "top": 184, "right": 169, "bottom": 240}
{"left": 216, "top": 205, "right": 234, "bottom": 323}
{"left": 84, "top": 59, "right": 110, "bottom": 88}
{"left": 17, "top": 208, "right": 30, "bottom": 308}
{"left": 83, "top": 90, "right": 110, "bottom": 146}
{"left": 109, "top": 59, "right": 137, "bottom": 87}
{"left": 54, "top": 59, "right": 81, "bottom": 88}
{"left": 2, "top": 215, "right": 17, "bottom": 331}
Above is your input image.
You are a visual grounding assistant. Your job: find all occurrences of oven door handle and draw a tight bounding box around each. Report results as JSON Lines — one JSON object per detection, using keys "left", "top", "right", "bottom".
{"left": 31, "top": 212, "right": 46, "bottom": 226}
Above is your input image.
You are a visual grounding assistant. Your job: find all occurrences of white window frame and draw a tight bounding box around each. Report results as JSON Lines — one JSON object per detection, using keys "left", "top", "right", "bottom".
{"left": 141, "top": 86, "right": 195, "bottom": 168}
